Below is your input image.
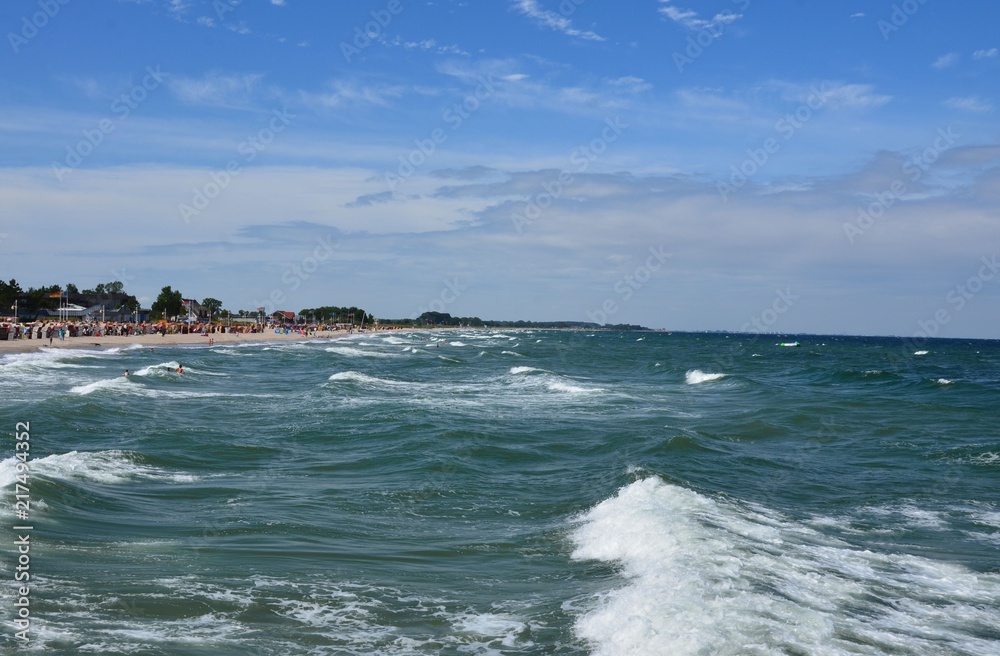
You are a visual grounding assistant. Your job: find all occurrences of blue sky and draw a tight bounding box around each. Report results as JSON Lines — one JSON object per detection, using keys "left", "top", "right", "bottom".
{"left": 2, "top": 0, "right": 998, "bottom": 337}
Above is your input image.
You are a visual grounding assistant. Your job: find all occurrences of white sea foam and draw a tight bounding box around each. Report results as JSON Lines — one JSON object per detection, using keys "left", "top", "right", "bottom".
{"left": 914, "top": 350, "right": 929, "bottom": 356}
{"left": 449, "top": 341, "right": 467, "bottom": 347}
{"left": 451, "top": 611, "right": 528, "bottom": 647}
{"left": 685, "top": 369, "right": 726, "bottom": 385}
{"left": 501, "top": 350, "right": 523, "bottom": 356}
{"left": 936, "top": 378, "right": 954, "bottom": 385}
{"left": 570, "top": 477, "right": 1000, "bottom": 656}
{"left": 132, "top": 361, "right": 182, "bottom": 377}
{"left": 325, "top": 346, "right": 399, "bottom": 358}
{"left": 972, "top": 452, "right": 999, "bottom": 466}
{"left": 69, "top": 376, "right": 133, "bottom": 395}
{"left": 328, "top": 371, "right": 406, "bottom": 387}
{"left": 545, "top": 380, "right": 601, "bottom": 394}
{"left": 0, "top": 450, "right": 196, "bottom": 487}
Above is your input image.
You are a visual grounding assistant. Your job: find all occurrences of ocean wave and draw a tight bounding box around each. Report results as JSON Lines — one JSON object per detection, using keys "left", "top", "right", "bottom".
{"left": 327, "top": 371, "right": 408, "bottom": 387}
{"left": 685, "top": 369, "right": 726, "bottom": 385}
{"left": 509, "top": 366, "right": 546, "bottom": 375}
{"left": 325, "top": 346, "right": 400, "bottom": 358}
{"left": 570, "top": 477, "right": 1000, "bottom": 656}
{"left": 69, "top": 376, "right": 133, "bottom": 395}
{"left": 0, "top": 450, "right": 197, "bottom": 488}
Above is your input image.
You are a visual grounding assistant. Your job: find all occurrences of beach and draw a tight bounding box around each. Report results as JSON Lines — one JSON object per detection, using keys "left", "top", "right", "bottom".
{"left": 0, "top": 328, "right": 345, "bottom": 355}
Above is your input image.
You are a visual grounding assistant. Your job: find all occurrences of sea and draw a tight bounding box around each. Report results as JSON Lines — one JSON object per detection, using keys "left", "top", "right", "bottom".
{"left": 1, "top": 330, "right": 999, "bottom": 655}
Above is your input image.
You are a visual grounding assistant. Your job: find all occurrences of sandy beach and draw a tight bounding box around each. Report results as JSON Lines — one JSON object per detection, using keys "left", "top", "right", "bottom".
{"left": 0, "top": 329, "right": 349, "bottom": 356}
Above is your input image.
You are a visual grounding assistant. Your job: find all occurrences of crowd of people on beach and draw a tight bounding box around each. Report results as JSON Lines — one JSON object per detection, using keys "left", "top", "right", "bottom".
{"left": 0, "top": 319, "right": 377, "bottom": 343}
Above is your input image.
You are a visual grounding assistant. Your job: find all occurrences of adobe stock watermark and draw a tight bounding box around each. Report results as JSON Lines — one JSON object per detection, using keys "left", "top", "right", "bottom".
{"left": 585, "top": 246, "right": 671, "bottom": 325}
{"left": 212, "top": 0, "right": 241, "bottom": 23}
{"left": 843, "top": 127, "right": 957, "bottom": 244}
{"left": 178, "top": 107, "right": 295, "bottom": 223}
{"left": 384, "top": 75, "right": 497, "bottom": 193}
{"left": 740, "top": 288, "right": 798, "bottom": 332}
{"left": 717, "top": 83, "right": 830, "bottom": 201}
{"left": 251, "top": 235, "right": 339, "bottom": 315}
{"left": 7, "top": 0, "right": 71, "bottom": 54}
{"left": 340, "top": 0, "right": 403, "bottom": 63}
{"left": 912, "top": 255, "right": 998, "bottom": 339}
{"left": 673, "top": 0, "right": 749, "bottom": 73}
{"left": 414, "top": 277, "right": 467, "bottom": 317}
{"left": 511, "top": 117, "right": 628, "bottom": 234}
{"left": 51, "top": 66, "right": 165, "bottom": 182}
{"left": 877, "top": 0, "right": 932, "bottom": 41}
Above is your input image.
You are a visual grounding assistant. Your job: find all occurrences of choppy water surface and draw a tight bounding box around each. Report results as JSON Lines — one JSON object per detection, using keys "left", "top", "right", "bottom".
{"left": 2, "top": 331, "right": 999, "bottom": 654}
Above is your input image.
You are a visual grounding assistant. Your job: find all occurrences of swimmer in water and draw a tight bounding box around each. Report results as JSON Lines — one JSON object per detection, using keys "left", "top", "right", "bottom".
{"left": 124, "top": 369, "right": 130, "bottom": 377}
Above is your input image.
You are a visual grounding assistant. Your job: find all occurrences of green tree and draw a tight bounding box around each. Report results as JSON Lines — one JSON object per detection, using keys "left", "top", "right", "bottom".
{"left": 0, "top": 279, "right": 23, "bottom": 310}
{"left": 201, "top": 297, "right": 223, "bottom": 321}
{"left": 151, "top": 286, "right": 183, "bottom": 320}
{"left": 66, "top": 283, "right": 79, "bottom": 295}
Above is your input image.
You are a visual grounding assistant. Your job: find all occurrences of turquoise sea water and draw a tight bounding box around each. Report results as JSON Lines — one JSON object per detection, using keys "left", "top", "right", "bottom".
{"left": 2, "top": 330, "right": 999, "bottom": 655}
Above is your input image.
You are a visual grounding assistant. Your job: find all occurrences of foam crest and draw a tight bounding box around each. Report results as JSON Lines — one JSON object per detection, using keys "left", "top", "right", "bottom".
{"left": 69, "top": 376, "right": 133, "bottom": 395}
{"left": 0, "top": 450, "right": 196, "bottom": 487}
{"left": 570, "top": 477, "right": 1000, "bottom": 655}
{"left": 325, "top": 346, "right": 399, "bottom": 358}
{"left": 685, "top": 369, "right": 726, "bottom": 385}
{"left": 327, "top": 371, "right": 407, "bottom": 387}
{"left": 546, "top": 380, "right": 602, "bottom": 394}
{"left": 132, "top": 361, "right": 182, "bottom": 377}
{"left": 509, "top": 366, "right": 546, "bottom": 375}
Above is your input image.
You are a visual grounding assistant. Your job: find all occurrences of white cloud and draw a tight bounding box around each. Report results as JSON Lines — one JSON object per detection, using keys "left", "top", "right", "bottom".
{"left": 168, "top": 0, "right": 189, "bottom": 15}
{"left": 385, "top": 36, "right": 469, "bottom": 56}
{"left": 932, "top": 53, "right": 960, "bottom": 70}
{"left": 436, "top": 58, "right": 646, "bottom": 115}
{"left": 658, "top": 0, "right": 742, "bottom": 32}
{"left": 973, "top": 48, "right": 998, "bottom": 59}
{"left": 270, "top": 0, "right": 286, "bottom": 5}
{"left": 168, "top": 72, "right": 266, "bottom": 108}
{"left": 774, "top": 81, "right": 891, "bottom": 110}
{"left": 609, "top": 76, "right": 652, "bottom": 94}
{"left": 945, "top": 96, "right": 993, "bottom": 113}
{"left": 228, "top": 21, "right": 251, "bottom": 35}
{"left": 512, "top": 0, "right": 605, "bottom": 42}
{"left": 298, "top": 80, "right": 406, "bottom": 111}
{"left": 821, "top": 83, "right": 891, "bottom": 109}
{"left": 196, "top": 16, "right": 215, "bottom": 27}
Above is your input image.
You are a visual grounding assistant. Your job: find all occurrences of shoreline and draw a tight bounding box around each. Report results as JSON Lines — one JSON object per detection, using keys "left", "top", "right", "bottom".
{"left": 0, "top": 326, "right": 479, "bottom": 356}
{"left": 0, "top": 329, "right": 349, "bottom": 356}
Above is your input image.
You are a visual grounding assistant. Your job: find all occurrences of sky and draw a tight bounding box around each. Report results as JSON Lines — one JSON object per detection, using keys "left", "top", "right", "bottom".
{"left": 1, "top": 0, "right": 998, "bottom": 337}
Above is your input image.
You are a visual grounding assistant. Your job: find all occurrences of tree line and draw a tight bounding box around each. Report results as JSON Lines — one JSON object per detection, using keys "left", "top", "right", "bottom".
{"left": 2, "top": 280, "right": 371, "bottom": 325}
